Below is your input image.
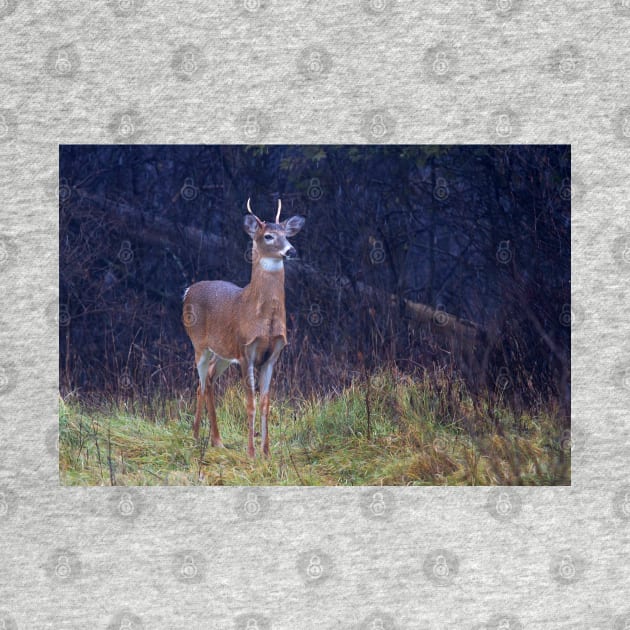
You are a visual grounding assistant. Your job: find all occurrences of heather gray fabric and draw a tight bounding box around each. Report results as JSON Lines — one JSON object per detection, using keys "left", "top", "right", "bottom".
{"left": 1, "top": 1, "right": 629, "bottom": 628}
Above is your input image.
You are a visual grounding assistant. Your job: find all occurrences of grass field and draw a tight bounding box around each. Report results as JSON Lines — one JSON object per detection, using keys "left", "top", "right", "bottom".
{"left": 59, "top": 371, "right": 570, "bottom": 486}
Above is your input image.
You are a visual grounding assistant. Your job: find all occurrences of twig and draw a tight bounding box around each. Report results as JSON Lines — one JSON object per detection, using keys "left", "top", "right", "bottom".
{"left": 92, "top": 419, "right": 104, "bottom": 482}
{"left": 366, "top": 373, "right": 372, "bottom": 441}
{"left": 196, "top": 434, "right": 209, "bottom": 482}
{"left": 359, "top": 352, "right": 372, "bottom": 441}
{"left": 107, "top": 424, "right": 116, "bottom": 486}
{"left": 289, "top": 451, "right": 305, "bottom": 485}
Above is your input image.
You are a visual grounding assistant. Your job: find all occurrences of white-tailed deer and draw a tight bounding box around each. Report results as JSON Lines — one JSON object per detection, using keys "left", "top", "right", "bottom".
{"left": 183, "top": 198, "right": 305, "bottom": 457}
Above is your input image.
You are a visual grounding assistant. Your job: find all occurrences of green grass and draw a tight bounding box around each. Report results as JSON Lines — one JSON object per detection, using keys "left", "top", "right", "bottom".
{"left": 59, "top": 371, "right": 570, "bottom": 486}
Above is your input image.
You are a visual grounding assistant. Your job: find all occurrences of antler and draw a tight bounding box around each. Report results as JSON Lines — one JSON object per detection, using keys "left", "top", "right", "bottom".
{"left": 247, "top": 197, "right": 265, "bottom": 228}
{"left": 275, "top": 199, "right": 282, "bottom": 223}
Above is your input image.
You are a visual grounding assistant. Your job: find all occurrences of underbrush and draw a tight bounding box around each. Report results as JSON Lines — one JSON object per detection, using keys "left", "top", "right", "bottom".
{"left": 59, "top": 370, "right": 570, "bottom": 486}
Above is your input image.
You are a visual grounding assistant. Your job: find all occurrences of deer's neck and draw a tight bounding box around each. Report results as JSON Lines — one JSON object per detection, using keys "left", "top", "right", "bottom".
{"left": 247, "top": 256, "right": 286, "bottom": 302}
{"left": 258, "top": 257, "right": 284, "bottom": 273}
{"left": 240, "top": 253, "right": 288, "bottom": 344}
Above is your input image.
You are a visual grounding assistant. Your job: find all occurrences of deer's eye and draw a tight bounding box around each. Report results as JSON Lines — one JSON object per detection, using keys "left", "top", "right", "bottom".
{"left": 264, "top": 234, "right": 274, "bottom": 242}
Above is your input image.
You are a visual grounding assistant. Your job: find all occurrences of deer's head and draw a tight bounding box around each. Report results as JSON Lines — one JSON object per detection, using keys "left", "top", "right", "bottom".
{"left": 244, "top": 198, "right": 305, "bottom": 262}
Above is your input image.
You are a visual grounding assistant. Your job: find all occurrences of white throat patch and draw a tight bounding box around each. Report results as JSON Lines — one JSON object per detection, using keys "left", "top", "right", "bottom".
{"left": 259, "top": 257, "right": 284, "bottom": 272}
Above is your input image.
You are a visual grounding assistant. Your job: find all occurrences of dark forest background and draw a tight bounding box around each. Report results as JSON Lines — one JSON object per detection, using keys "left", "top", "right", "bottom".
{"left": 58, "top": 145, "right": 571, "bottom": 418}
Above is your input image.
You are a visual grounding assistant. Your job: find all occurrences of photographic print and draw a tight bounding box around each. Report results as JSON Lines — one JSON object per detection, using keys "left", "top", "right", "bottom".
{"left": 59, "top": 144, "right": 570, "bottom": 485}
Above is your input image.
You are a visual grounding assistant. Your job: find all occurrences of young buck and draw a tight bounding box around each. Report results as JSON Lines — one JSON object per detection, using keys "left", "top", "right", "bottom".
{"left": 183, "top": 198, "right": 305, "bottom": 457}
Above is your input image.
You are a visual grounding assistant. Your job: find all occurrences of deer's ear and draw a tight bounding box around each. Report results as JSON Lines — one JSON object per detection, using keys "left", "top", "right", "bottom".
{"left": 283, "top": 215, "right": 305, "bottom": 237}
{"left": 243, "top": 215, "right": 260, "bottom": 238}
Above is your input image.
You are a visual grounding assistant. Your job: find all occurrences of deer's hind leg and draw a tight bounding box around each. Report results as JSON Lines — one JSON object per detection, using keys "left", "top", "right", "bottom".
{"left": 205, "top": 357, "right": 231, "bottom": 448}
{"left": 193, "top": 349, "right": 213, "bottom": 440}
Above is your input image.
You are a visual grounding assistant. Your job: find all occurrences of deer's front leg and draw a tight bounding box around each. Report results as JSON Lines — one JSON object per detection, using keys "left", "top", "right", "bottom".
{"left": 259, "top": 338, "right": 286, "bottom": 457}
{"left": 242, "top": 345, "right": 258, "bottom": 458}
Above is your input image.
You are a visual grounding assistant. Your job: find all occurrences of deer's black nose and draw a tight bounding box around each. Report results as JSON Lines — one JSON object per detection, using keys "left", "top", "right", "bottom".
{"left": 284, "top": 247, "right": 297, "bottom": 259}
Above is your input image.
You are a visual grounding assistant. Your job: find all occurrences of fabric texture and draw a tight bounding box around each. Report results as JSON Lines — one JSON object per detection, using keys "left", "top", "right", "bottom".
{"left": 0, "top": 1, "right": 629, "bottom": 628}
